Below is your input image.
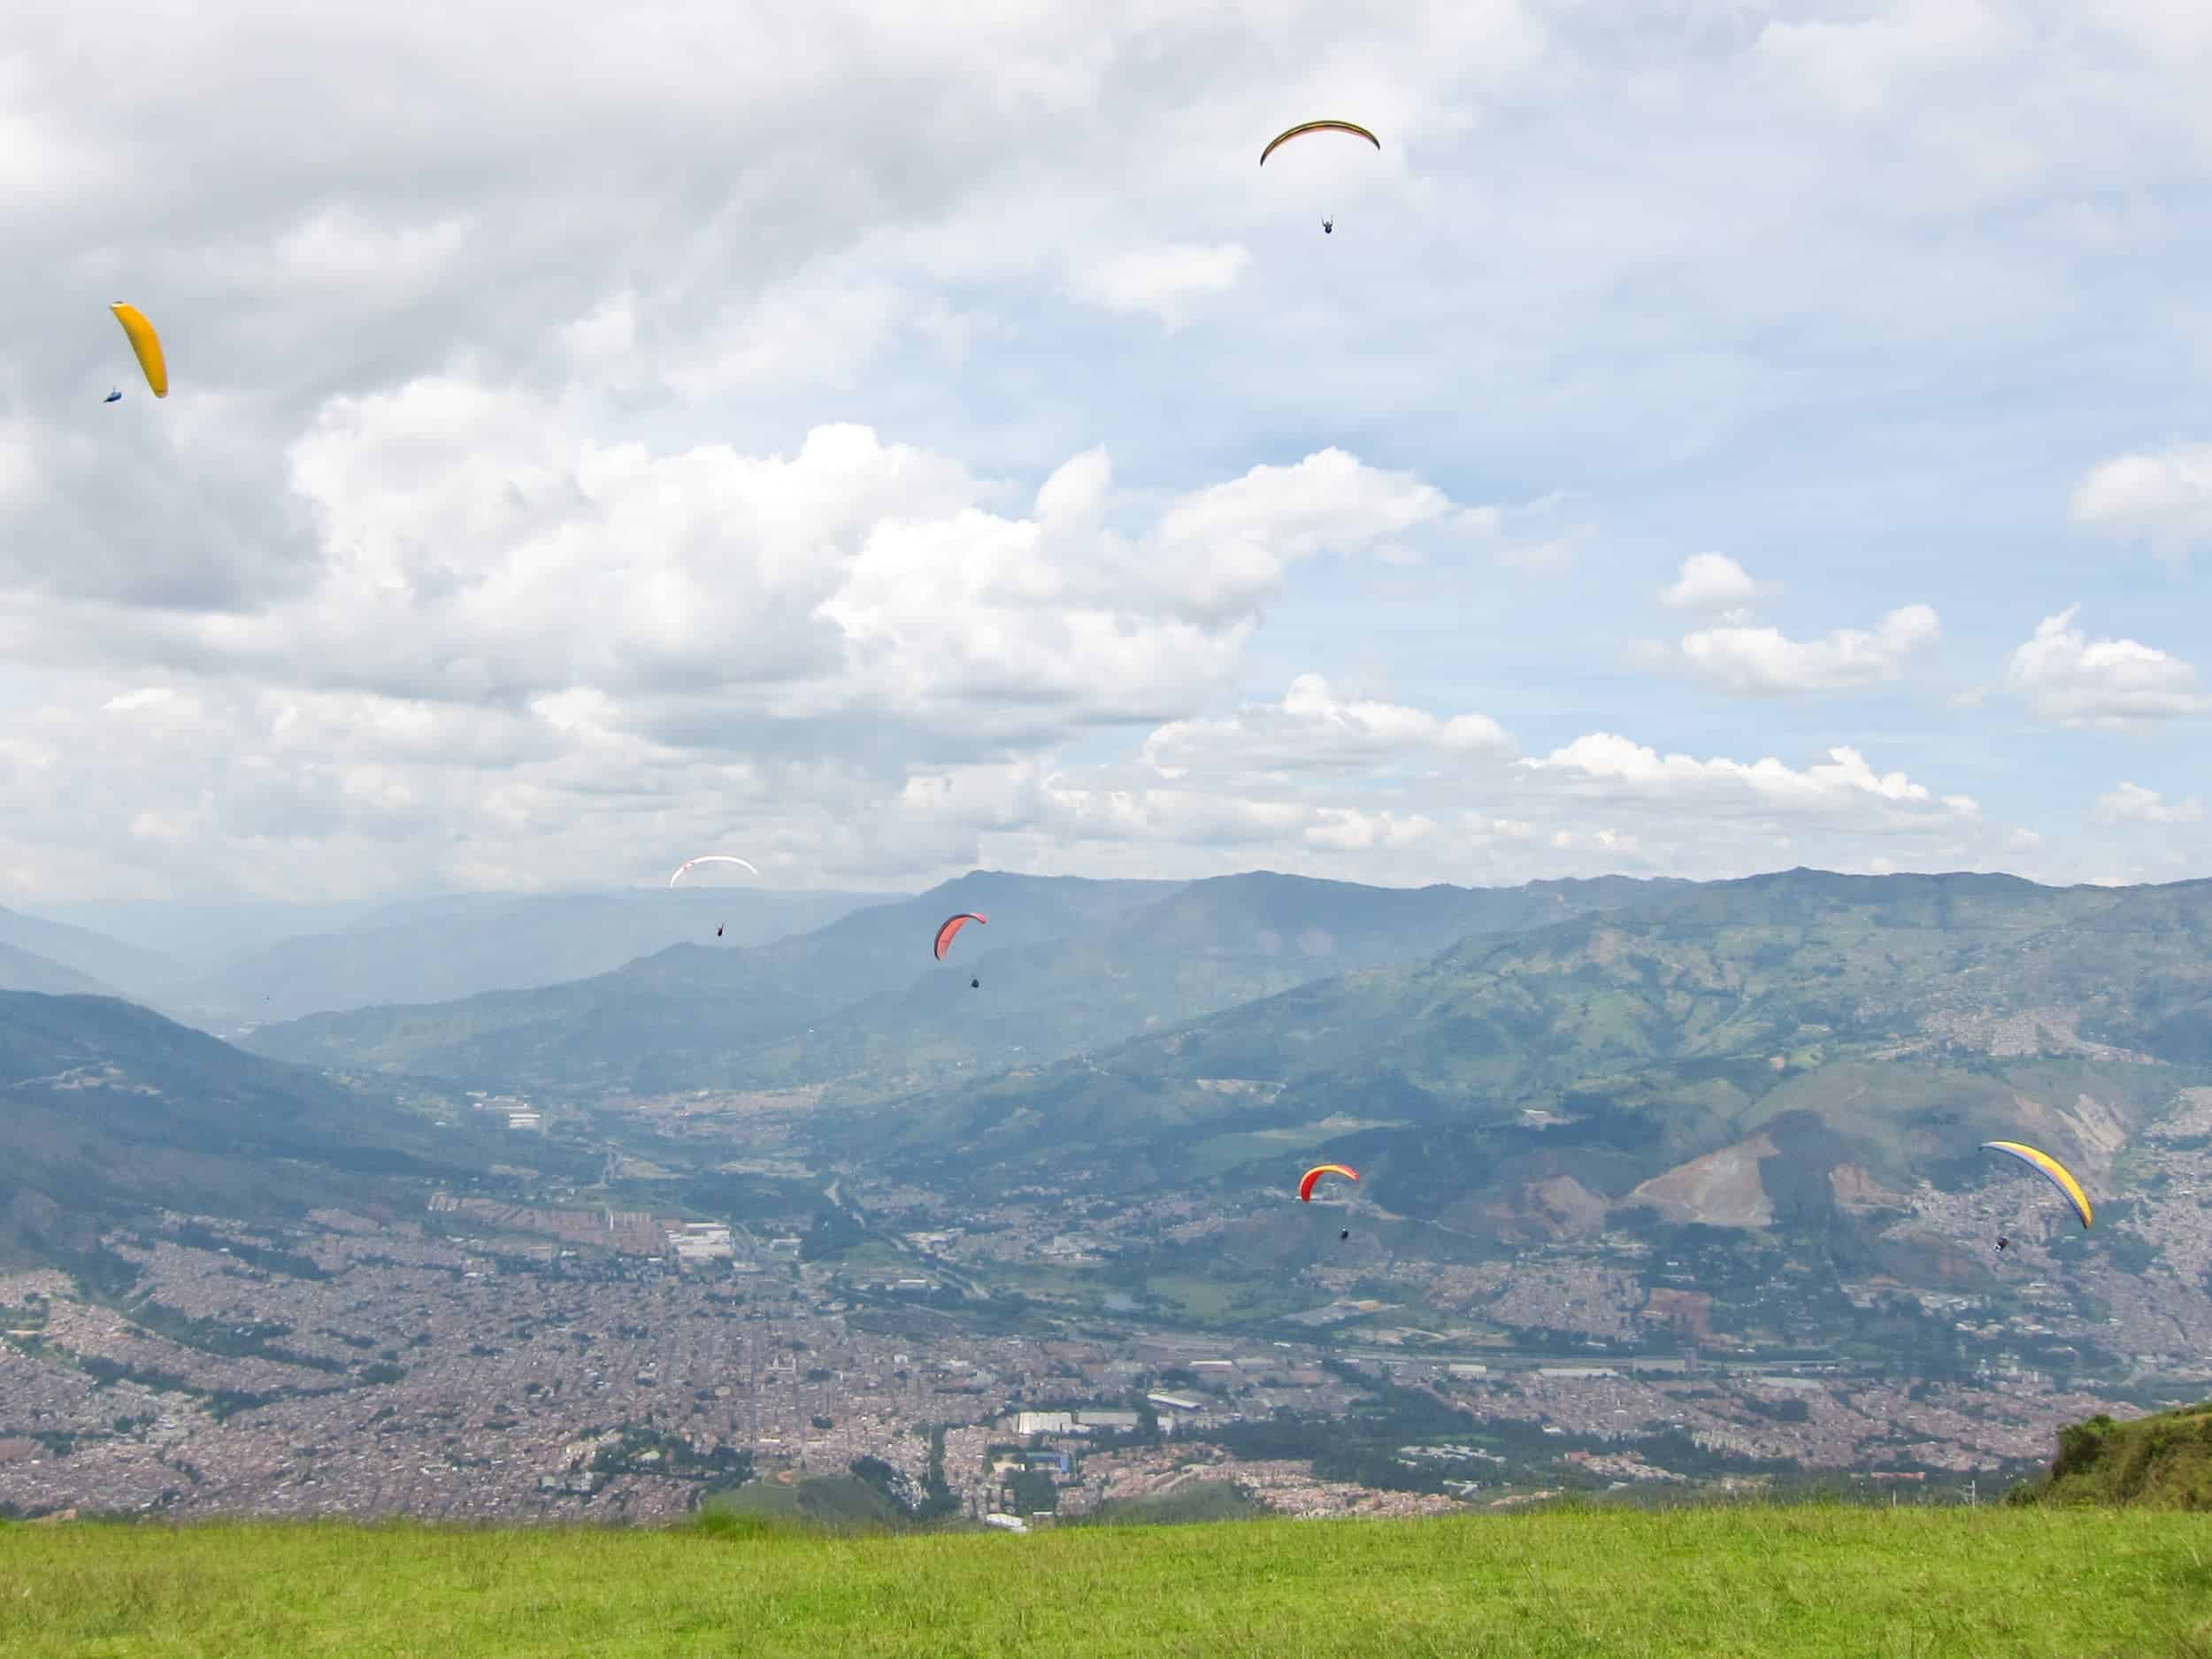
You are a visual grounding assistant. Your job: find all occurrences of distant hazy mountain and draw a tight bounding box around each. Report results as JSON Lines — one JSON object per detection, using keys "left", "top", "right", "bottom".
{"left": 238, "top": 872, "right": 1184, "bottom": 1090}
{"left": 0, "top": 991, "right": 530, "bottom": 1270}
{"left": 177, "top": 887, "right": 889, "bottom": 1024}
{"left": 11, "top": 896, "right": 381, "bottom": 979}
{"left": 235, "top": 872, "right": 1684, "bottom": 1096}
{"left": 0, "top": 940, "right": 119, "bottom": 998}
{"left": 0, "top": 904, "right": 188, "bottom": 1002}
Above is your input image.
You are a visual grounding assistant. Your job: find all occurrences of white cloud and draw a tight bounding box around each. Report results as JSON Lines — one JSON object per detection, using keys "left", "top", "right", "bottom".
{"left": 0, "top": 634, "right": 2065, "bottom": 901}
{"left": 1659, "top": 552, "right": 1770, "bottom": 611}
{"left": 1518, "top": 734, "right": 1978, "bottom": 824}
{"left": 1141, "top": 674, "right": 1510, "bottom": 780}
{"left": 8, "top": 411, "right": 1491, "bottom": 761}
{"left": 1140, "top": 449, "right": 1471, "bottom": 624}
{"left": 2070, "top": 442, "right": 2212, "bottom": 564}
{"left": 1668, "top": 604, "right": 1942, "bottom": 694}
{"left": 2006, "top": 607, "right": 2211, "bottom": 726}
{"left": 2093, "top": 782, "right": 2204, "bottom": 826}
{"left": 1305, "top": 808, "right": 1442, "bottom": 854}
{"left": 1008, "top": 721, "right": 1990, "bottom": 887}
{"left": 1065, "top": 242, "right": 1251, "bottom": 329}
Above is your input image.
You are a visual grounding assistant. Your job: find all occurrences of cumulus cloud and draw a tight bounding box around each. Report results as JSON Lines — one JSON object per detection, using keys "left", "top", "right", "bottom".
{"left": 2093, "top": 783, "right": 2205, "bottom": 826}
{"left": 1659, "top": 552, "right": 1770, "bottom": 612}
{"left": 7, "top": 412, "right": 1491, "bottom": 760}
{"left": 2006, "top": 607, "right": 2210, "bottom": 726}
{"left": 1141, "top": 449, "right": 1470, "bottom": 623}
{"left": 1665, "top": 604, "right": 1942, "bottom": 695}
{"left": 2070, "top": 443, "right": 2212, "bottom": 564}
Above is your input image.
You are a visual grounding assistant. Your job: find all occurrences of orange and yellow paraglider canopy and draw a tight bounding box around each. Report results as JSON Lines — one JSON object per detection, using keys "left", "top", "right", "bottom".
{"left": 1298, "top": 1164, "right": 1358, "bottom": 1202}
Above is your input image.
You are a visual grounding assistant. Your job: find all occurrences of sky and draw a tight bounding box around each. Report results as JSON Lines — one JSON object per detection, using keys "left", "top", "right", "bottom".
{"left": 2, "top": 0, "right": 2208, "bottom": 908}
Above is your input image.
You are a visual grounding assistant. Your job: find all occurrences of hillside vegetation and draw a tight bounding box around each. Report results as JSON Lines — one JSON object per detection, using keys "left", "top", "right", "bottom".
{"left": 886, "top": 871, "right": 2212, "bottom": 1202}
{"left": 0, "top": 991, "right": 538, "bottom": 1269}
{"left": 2010, "top": 1402, "right": 2212, "bottom": 1510}
{"left": 2, "top": 1509, "right": 2207, "bottom": 1657}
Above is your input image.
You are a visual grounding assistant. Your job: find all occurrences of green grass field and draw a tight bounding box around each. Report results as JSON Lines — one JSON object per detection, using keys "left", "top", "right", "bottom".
{"left": 4, "top": 1506, "right": 2209, "bottom": 1658}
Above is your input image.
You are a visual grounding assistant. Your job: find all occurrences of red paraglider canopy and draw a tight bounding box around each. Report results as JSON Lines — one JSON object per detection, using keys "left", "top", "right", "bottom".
{"left": 933, "top": 912, "right": 987, "bottom": 961}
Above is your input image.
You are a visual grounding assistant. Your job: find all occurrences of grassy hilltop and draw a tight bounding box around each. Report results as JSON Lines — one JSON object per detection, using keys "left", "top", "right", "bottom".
{"left": 2009, "top": 1400, "right": 2212, "bottom": 1511}
{"left": 4, "top": 1507, "right": 2210, "bottom": 1658}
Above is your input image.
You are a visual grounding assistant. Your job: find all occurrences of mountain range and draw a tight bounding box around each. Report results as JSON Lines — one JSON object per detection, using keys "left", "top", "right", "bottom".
{"left": 234, "top": 871, "right": 1688, "bottom": 1095}
{"left": 879, "top": 870, "right": 2212, "bottom": 1187}
{"left": 7, "top": 866, "right": 2211, "bottom": 1354}
{"left": 837, "top": 869, "right": 2212, "bottom": 1356}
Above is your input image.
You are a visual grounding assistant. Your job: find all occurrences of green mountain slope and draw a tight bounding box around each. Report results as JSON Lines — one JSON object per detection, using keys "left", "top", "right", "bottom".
{"left": 723, "top": 872, "right": 1687, "bottom": 1102}
{"left": 875, "top": 871, "right": 2212, "bottom": 1236}
{"left": 0, "top": 991, "right": 525, "bottom": 1268}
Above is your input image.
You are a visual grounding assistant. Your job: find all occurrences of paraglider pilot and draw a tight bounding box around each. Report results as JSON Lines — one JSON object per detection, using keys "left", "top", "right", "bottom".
{"left": 1322, "top": 219, "right": 1333, "bottom": 234}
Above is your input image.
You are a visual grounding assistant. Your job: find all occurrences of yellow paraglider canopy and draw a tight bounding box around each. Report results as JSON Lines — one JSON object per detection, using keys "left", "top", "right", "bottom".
{"left": 1259, "top": 120, "right": 1380, "bottom": 166}
{"left": 1980, "top": 1141, "right": 2093, "bottom": 1229}
{"left": 111, "top": 303, "right": 168, "bottom": 398}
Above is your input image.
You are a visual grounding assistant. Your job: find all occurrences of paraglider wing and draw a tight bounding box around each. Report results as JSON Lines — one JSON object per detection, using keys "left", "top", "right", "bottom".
{"left": 1259, "top": 119, "right": 1380, "bottom": 166}
{"left": 1979, "top": 1141, "right": 2093, "bottom": 1229}
{"left": 104, "top": 388, "right": 123, "bottom": 403}
{"left": 669, "top": 855, "right": 760, "bottom": 887}
{"left": 933, "top": 912, "right": 987, "bottom": 961}
{"left": 111, "top": 303, "right": 168, "bottom": 398}
{"left": 1297, "top": 1164, "right": 1359, "bottom": 1202}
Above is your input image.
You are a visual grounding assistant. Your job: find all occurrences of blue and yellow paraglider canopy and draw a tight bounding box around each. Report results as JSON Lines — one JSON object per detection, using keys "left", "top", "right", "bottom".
{"left": 1980, "top": 1141, "right": 2093, "bottom": 1229}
